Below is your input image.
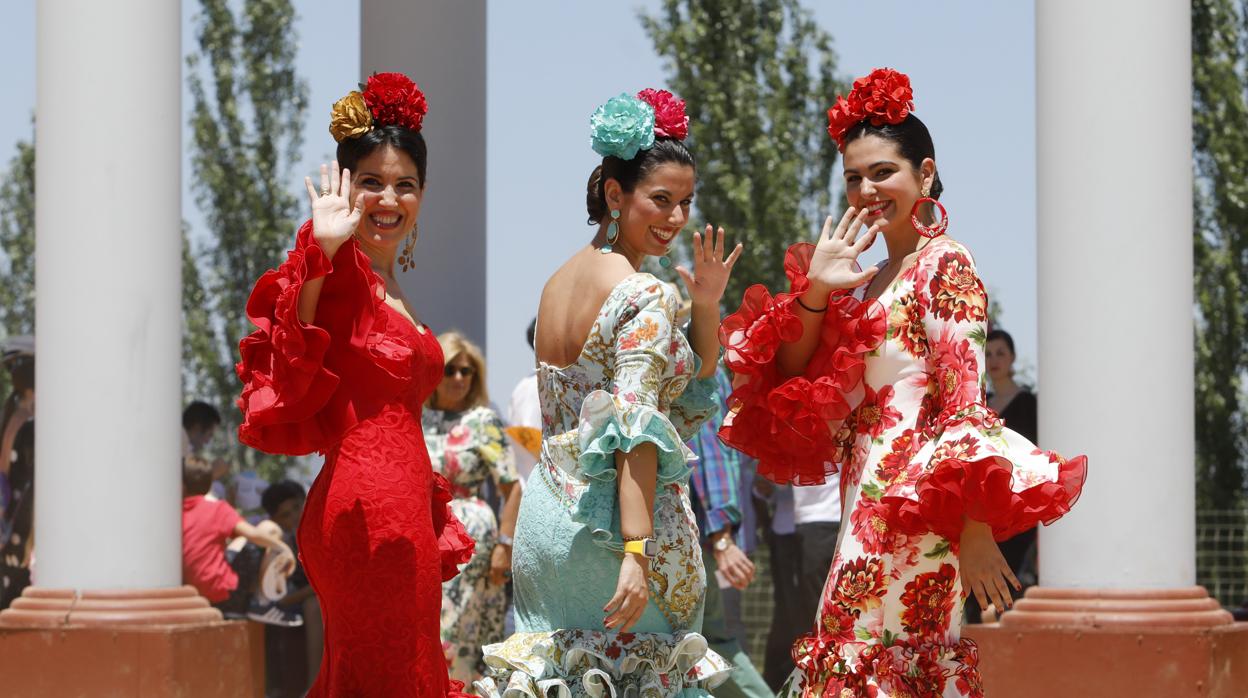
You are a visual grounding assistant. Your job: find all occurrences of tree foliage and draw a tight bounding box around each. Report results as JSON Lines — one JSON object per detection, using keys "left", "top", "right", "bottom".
{"left": 186, "top": 0, "right": 308, "bottom": 480}
{"left": 0, "top": 131, "right": 36, "bottom": 401}
{"left": 640, "top": 0, "right": 841, "bottom": 307}
{"left": 1192, "top": 0, "right": 1248, "bottom": 508}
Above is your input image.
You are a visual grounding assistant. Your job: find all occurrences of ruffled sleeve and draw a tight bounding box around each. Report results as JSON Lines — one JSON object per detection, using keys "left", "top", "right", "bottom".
{"left": 569, "top": 277, "right": 699, "bottom": 550}
{"left": 431, "top": 471, "right": 475, "bottom": 582}
{"left": 873, "top": 241, "right": 1086, "bottom": 541}
{"left": 718, "top": 242, "right": 887, "bottom": 486}
{"left": 236, "top": 220, "right": 413, "bottom": 455}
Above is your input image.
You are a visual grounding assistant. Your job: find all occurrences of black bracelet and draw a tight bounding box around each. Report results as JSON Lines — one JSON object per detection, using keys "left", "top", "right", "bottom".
{"left": 796, "top": 295, "right": 828, "bottom": 313}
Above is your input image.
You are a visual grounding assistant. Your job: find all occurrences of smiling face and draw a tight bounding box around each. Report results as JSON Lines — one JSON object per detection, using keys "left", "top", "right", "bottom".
{"left": 351, "top": 145, "right": 424, "bottom": 249}
{"left": 842, "top": 134, "right": 936, "bottom": 237}
{"left": 604, "top": 162, "right": 695, "bottom": 263}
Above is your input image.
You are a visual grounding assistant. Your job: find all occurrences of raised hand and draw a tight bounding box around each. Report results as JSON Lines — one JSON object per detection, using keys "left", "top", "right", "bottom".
{"left": 674, "top": 225, "right": 743, "bottom": 307}
{"left": 807, "top": 207, "right": 880, "bottom": 292}
{"left": 304, "top": 161, "right": 365, "bottom": 258}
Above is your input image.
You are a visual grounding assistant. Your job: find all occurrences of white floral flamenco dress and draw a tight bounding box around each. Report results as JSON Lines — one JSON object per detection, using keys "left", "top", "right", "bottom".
{"left": 476, "top": 273, "right": 731, "bottom": 697}
{"left": 719, "top": 237, "right": 1087, "bottom": 698}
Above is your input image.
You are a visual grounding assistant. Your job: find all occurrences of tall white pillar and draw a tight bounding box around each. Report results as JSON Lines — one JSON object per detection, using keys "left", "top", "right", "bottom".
{"left": 360, "top": 1, "right": 488, "bottom": 346}
{"left": 32, "top": 0, "right": 183, "bottom": 589}
{"left": 1036, "top": 0, "right": 1193, "bottom": 588}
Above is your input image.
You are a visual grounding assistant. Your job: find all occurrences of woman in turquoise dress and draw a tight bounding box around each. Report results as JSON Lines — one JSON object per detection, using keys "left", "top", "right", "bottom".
{"left": 476, "top": 90, "right": 742, "bottom": 695}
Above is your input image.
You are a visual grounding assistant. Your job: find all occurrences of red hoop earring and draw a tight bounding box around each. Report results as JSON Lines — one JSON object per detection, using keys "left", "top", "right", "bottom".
{"left": 910, "top": 197, "right": 948, "bottom": 239}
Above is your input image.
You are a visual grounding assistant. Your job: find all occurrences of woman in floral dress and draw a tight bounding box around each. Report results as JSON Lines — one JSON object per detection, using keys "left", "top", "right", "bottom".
{"left": 423, "top": 331, "right": 522, "bottom": 682}
{"left": 719, "top": 68, "right": 1087, "bottom": 697}
{"left": 476, "top": 90, "right": 741, "bottom": 696}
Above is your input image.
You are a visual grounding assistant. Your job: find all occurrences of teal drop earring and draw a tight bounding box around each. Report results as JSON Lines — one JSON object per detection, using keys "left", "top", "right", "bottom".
{"left": 658, "top": 254, "right": 672, "bottom": 269}
{"left": 601, "top": 209, "right": 620, "bottom": 254}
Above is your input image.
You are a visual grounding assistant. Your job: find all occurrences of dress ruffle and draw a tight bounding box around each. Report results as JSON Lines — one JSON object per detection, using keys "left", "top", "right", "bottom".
{"left": 789, "top": 632, "right": 983, "bottom": 697}
{"left": 718, "top": 242, "right": 886, "bottom": 486}
{"left": 570, "top": 390, "right": 697, "bottom": 551}
{"left": 237, "top": 220, "right": 414, "bottom": 455}
{"left": 873, "top": 406, "right": 1087, "bottom": 543}
{"left": 474, "top": 629, "right": 731, "bottom": 697}
{"left": 431, "top": 471, "right": 476, "bottom": 582}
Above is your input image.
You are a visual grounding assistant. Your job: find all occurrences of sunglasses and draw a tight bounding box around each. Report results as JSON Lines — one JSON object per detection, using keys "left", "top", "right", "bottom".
{"left": 443, "top": 365, "right": 476, "bottom": 378}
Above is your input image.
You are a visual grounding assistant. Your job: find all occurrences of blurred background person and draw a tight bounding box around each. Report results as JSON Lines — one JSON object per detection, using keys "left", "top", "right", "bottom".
{"left": 688, "top": 365, "right": 769, "bottom": 697}
{"left": 754, "top": 479, "right": 800, "bottom": 689}
{"left": 0, "top": 337, "right": 34, "bottom": 610}
{"left": 505, "top": 318, "right": 541, "bottom": 483}
{"left": 257, "top": 480, "right": 321, "bottom": 697}
{"left": 424, "top": 331, "right": 522, "bottom": 683}
{"left": 966, "top": 328, "right": 1039, "bottom": 622}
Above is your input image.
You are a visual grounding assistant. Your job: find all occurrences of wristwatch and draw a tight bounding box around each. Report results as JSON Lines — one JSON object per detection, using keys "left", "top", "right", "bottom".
{"left": 712, "top": 532, "right": 732, "bottom": 552}
{"left": 496, "top": 533, "right": 514, "bottom": 547}
{"left": 623, "top": 538, "right": 658, "bottom": 559}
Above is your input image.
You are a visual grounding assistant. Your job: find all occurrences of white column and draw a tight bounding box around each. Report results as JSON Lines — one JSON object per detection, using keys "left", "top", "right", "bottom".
{"left": 34, "top": 0, "right": 182, "bottom": 588}
{"left": 360, "top": 0, "right": 488, "bottom": 346}
{"left": 1036, "top": 0, "right": 1193, "bottom": 588}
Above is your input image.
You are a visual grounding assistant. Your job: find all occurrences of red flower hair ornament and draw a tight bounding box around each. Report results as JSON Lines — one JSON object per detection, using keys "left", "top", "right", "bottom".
{"left": 636, "top": 88, "right": 689, "bottom": 140}
{"left": 826, "top": 67, "right": 915, "bottom": 151}
{"left": 329, "top": 72, "right": 428, "bottom": 143}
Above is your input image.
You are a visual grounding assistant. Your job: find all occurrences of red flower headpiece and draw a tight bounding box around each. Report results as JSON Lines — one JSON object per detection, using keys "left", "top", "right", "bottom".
{"left": 637, "top": 88, "right": 689, "bottom": 141}
{"left": 329, "top": 72, "right": 428, "bottom": 142}
{"left": 826, "top": 67, "right": 914, "bottom": 150}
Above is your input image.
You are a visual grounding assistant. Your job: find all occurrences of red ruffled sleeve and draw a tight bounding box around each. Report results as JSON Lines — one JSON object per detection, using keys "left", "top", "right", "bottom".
{"left": 718, "top": 242, "right": 886, "bottom": 486}
{"left": 867, "top": 241, "right": 1086, "bottom": 541}
{"left": 236, "top": 220, "right": 413, "bottom": 455}
{"left": 431, "top": 472, "right": 475, "bottom": 582}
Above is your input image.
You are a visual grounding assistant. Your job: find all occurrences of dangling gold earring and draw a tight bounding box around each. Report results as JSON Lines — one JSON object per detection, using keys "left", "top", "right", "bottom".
{"left": 398, "top": 223, "right": 418, "bottom": 272}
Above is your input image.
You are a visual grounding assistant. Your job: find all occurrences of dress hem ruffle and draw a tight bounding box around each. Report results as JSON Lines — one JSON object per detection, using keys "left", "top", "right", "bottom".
{"left": 475, "top": 629, "right": 731, "bottom": 697}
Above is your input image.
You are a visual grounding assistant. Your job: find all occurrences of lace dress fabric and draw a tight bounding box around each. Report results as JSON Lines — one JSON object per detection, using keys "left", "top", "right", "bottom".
{"left": 475, "top": 273, "right": 731, "bottom": 697}
{"left": 237, "top": 221, "right": 474, "bottom": 697}
{"left": 720, "top": 237, "right": 1086, "bottom": 697}
{"left": 423, "top": 405, "right": 520, "bottom": 682}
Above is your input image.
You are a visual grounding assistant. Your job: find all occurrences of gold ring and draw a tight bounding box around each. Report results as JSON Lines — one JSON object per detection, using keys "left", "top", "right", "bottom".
{"left": 320, "top": 187, "right": 331, "bottom": 196}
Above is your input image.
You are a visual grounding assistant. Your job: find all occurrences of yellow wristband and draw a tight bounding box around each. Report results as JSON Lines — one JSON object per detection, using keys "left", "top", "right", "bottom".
{"left": 623, "top": 538, "right": 656, "bottom": 558}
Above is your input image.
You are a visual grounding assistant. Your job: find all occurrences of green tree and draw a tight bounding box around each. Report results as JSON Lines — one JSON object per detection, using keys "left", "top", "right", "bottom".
{"left": 186, "top": 0, "right": 309, "bottom": 480}
{"left": 1192, "top": 0, "right": 1248, "bottom": 508}
{"left": 0, "top": 131, "right": 36, "bottom": 401}
{"left": 641, "top": 0, "right": 842, "bottom": 307}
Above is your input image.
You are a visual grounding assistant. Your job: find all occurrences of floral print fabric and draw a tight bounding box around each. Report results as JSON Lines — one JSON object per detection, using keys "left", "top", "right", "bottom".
{"left": 721, "top": 237, "right": 1086, "bottom": 697}
{"left": 476, "top": 273, "right": 728, "bottom": 696}
{"left": 424, "top": 405, "right": 519, "bottom": 682}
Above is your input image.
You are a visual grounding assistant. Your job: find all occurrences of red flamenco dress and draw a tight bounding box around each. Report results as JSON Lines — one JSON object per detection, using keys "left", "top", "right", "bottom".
{"left": 720, "top": 239, "right": 1087, "bottom": 697}
{"left": 237, "top": 221, "right": 474, "bottom": 697}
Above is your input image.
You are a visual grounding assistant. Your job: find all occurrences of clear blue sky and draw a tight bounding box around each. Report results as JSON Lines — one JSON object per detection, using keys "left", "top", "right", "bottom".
{"left": 0, "top": 0, "right": 1039, "bottom": 412}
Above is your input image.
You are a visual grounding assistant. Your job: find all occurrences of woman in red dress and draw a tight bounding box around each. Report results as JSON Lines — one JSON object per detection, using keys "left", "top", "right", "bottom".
{"left": 237, "top": 73, "right": 474, "bottom": 697}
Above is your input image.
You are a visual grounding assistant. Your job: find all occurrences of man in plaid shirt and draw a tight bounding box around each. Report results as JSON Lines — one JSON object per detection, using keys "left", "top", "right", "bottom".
{"left": 688, "top": 366, "right": 770, "bottom": 698}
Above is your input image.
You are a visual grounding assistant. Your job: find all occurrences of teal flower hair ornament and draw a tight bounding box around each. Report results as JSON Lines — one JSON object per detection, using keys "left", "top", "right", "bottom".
{"left": 590, "top": 94, "right": 656, "bottom": 160}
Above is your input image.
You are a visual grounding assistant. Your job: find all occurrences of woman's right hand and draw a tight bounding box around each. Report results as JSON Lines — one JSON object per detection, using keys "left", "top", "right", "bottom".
{"left": 304, "top": 161, "right": 365, "bottom": 259}
{"left": 806, "top": 207, "right": 881, "bottom": 293}
{"left": 603, "top": 553, "right": 649, "bottom": 632}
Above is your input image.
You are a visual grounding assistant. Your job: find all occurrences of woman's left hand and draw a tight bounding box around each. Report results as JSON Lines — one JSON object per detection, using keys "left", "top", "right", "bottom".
{"left": 675, "top": 225, "right": 743, "bottom": 307}
{"left": 488, "top": 542, "right": 512, "bottom": 586}
{"left": 959, "top": 519, "right": 1020, "bottom": 614}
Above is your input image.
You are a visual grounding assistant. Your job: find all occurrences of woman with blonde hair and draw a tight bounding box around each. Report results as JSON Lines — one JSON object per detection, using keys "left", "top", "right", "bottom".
{"left": 423, "top": 330, "right": 523, "bottom": 683}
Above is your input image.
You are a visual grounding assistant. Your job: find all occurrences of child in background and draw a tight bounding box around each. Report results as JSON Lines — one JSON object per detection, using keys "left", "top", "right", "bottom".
{"left": 181, "top": 456, "right": 295, "bottom": 617}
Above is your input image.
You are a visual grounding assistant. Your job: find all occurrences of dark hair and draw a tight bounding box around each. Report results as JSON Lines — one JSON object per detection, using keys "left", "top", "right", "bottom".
{"left": 336, "top": 124, "right": 428, "bottom": 187}
{"left": 262, "top": 479, "right": 306, "bottom": 517}
{"left": 182, "top": 456, "right": 214, "bottom": 496}
{"left": 843, "top": 114, "right": 943, "bottom": 199}
{"left": 986, "top": 329, "right": 1016, "bottom": 355}
{"left": 182, "top": 401, "right": 221, "bottom": 431}
{"left": 586, "top": 138, "right": 696, "bottom": 224}
{"left": 525, "top": 317, "right": 537, "bottom": 351}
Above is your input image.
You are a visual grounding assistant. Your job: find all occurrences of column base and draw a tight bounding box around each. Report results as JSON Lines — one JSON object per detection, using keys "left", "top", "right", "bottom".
{"left": 0, "top": 585, "right": 262, "bottom": 697}
{"left": 964, "top": 586, "right": 1248, "bottom": 697}
{"left": 0, "top": 585, "right": 222, "bottom": 627}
